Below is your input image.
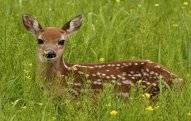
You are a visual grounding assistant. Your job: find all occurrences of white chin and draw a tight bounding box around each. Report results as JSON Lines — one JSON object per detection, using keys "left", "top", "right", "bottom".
{"left": 47, "top": 58, "right": 56, "bottom": 61}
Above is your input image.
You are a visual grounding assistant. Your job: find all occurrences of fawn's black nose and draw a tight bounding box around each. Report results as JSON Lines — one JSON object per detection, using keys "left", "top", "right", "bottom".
{"left": 44, "top": 50, "right": 56, "bottom": 59}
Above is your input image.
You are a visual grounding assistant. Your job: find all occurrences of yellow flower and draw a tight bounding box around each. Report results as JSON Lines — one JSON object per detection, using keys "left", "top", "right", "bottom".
{"left": 146, "top": 105, "right": 159, "bottom": 111}
{"left": 183, "top": 2, "right": 188, "bottom": 6}
{"left": 43, "top": 50, "right": 48, "bottom": 55}
{"left": 154, "top": 3, "right": 160, "bottom": 7}
{"left": 187, "top": 112, "right": 191, "bottom": 116}
{"left": 116, "top": 0, "right": 120, "bottom": 3}
{"left": 142, "top": 93, "right": 151, "bottom": 99}
{"left": 110, "top": 110, "right": 118, "bottom": 116}
{"left": 146, "top": 106, "right": 154, "bottom": 111}
{"left": 99, "top": 58, "right": 105, "bottom": 63}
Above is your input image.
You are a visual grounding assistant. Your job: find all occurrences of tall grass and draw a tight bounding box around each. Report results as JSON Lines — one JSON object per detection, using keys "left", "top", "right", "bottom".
{"left": 0, "top": 0, "right": 191, "bottom": 120}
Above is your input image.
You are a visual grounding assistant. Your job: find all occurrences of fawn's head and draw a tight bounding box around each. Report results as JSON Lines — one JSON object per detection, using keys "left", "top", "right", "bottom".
{"left": 22, "top": 14, "right": 83, "bottom": 62}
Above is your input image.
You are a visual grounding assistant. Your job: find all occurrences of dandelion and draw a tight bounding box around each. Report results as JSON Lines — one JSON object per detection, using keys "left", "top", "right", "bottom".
{"left": 146, "top": 106, "right": 154, "bottom": 111}
{"left": 99, "top": 58, "right": 105, "bottom": 63}
{"left": 154, "top": 3, "right": 160, "bottom": 7}
{"left": 110, "top": 110, "right": 118, "bottom": 116}
{"left": 142, "top": 93, "right": 151, "bottom": 99}
{"left": 183, "top": 2, "right": 188, "bottom": 6}
{"left": 116, "top": 0, "right": 120, "bottom": 3}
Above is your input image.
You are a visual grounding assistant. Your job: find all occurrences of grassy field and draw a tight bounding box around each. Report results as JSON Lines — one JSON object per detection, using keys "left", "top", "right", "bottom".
{"left": 0, "top": 0, "right": 191, "bottom": 120}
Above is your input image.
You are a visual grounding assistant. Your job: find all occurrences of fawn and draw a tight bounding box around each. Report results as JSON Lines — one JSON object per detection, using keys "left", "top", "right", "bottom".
{"left": 22, "top": 14, "right": 183, "bottom": 99}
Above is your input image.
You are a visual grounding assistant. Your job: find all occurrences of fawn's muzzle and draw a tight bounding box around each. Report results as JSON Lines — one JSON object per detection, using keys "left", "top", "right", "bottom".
{"left": 43, "top": 50, "right": 56, "bottom": 59}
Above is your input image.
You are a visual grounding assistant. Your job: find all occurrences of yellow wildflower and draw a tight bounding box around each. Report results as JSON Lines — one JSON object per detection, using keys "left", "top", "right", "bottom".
{"left": 154, "top": 3, "right": 160, "bottom": 7}
{"left": 187, "top": 112, "right": 191, "bottom": 116}
{"left": 183, "top": 2, "right": 188, "bottom": 6}
{"left": 116, "top": 0, "right": 120, "bottom": 3}
{"left": 110, "top": 110, "right": 118, "bottom": 116}
{"left": 142, "top": 93, "right": 151, "bottom": 99}
{"left": 146, "top": 106, "right": 154, "bottom": 111}
{"left": 99, "top": 58, "right": 105, "bottom": 63}
{"left": 43, "top": 50, "right": 48, "bottom": 55}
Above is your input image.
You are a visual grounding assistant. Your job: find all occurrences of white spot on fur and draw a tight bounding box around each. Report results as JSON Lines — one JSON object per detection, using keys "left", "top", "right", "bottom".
{"left": 122, "top": 72, "right": 127, "bottom": 76}
{"left": 116, "top": 67, "right": 120, "bottom": 69}
{"left": 97, "top": 72, "right": 101, "bottom": 76}
{"left": 122, "top": 80, "right": 131, "bottom": 85}
{"left": 111, "top": 75, "right": 116, "bottom": 79}
{"left": 93, "top": 81, "right": 102, "bottom": 85}
{"left": 92, "top": 74, "right": 96, "bottom": 77}
{"left": 107, "top": 64, "right": 111, "bottom": 67}
{"left": 154, "top": 65, "right": 161, "bottom": 68}
{"left": 97, "top": 79, "right": 101, "bottom": 82}
{"left": 146, "top": 68, "right": 149, "bottom": 72}
{"left": 106, "top": 76, "right": 110, "bottom": 79}
{"left": 116, "top": 64, "right": 120, "bottom": 66}
{"left": 106, "top": 70, "right": 110, "bottom": 72}
{"left": 131, "top": 77, "right": 135, "bottom": 79}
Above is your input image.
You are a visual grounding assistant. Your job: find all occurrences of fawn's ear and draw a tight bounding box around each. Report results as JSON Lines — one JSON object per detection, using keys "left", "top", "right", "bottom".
{"left": 22, "top": 14, "right": 42, "bottom": 36}
{"left": 62, "top": 14, "right": 84, "bottom": 35}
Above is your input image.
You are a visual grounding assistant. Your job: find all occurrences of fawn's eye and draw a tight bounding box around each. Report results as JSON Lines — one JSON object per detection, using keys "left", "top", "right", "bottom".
{"left": 58, "top": 40, "right": 65, "bottom": 45}
{"left": 37, "top": 39, "right": 44, "bottom": 45}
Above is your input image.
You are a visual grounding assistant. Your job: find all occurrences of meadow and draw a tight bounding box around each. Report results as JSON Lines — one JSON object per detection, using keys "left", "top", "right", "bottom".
{"left": 0, "top": 0, "right": 191, "bottom": 120}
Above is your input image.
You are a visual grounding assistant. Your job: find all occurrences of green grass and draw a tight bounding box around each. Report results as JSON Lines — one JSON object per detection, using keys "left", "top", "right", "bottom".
{"left": 0, "top": 0, "right": 191, "bottom": 120}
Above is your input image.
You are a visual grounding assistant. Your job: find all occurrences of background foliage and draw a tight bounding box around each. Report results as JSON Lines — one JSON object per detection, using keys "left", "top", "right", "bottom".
{"left": 0, "top": 0, "right": 191, "bottom": 120}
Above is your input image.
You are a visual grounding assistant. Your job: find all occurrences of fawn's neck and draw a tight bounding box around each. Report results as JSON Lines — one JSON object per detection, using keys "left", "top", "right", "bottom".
{"left": 38, "top": 57, "right": 69, "bottom": 81}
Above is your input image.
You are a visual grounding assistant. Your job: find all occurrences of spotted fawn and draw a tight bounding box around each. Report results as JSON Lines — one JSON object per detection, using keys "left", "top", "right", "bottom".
{"left": 22, "top": 14, "right": 183, "bottom": 99}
